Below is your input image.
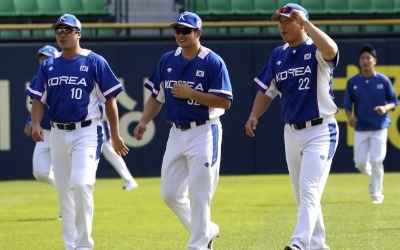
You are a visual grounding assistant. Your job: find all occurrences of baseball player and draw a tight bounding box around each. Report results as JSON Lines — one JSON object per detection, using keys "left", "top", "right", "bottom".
{"left": 24, "top": 45, "right": 59, "bottom": 186}
{"left": 25, "top": 13, "right": 128, "bottom": 250}
{"left": 133, "top": 11, "right": 233, "bottom": 250}
{"left": 343, "top": 44, "right": 398, "bottom": 204}
{"left": 99, "top": 102, "right": 138, "bottom": 191}
{"left": 245, "top": 3, "right": 339, "bottom": 250}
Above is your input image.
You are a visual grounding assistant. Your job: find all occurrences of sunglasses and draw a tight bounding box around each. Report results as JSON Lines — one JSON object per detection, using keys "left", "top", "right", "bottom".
{"left": 276, "top": 6, "right": 293, "bottom": 14}
{"left": 54, "top": 28, "right": 79, "bottom": 35}
{"left": 174, "top": 28, "right": 195, "bottom": 35}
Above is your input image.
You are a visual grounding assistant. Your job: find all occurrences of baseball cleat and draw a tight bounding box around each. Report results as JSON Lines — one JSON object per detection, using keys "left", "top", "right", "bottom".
{"left": 207, "top": 235, "right": 218, "bottom": 250}
{"left": 372, "top": 199, "right": 383, "bottom": 204}
{"left": 123, "top": 180, "right": 138, "bottom": 191}
{"left": 207, "top": 223, "right": 219, "bottom": 250}
{"left": 284, "top": 244, "right": 301, "bottom": 250}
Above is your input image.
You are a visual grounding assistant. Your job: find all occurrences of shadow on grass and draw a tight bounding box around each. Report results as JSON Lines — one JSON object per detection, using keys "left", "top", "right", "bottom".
{"left": 1, "top": 217, "right": 58, "bottom": 222}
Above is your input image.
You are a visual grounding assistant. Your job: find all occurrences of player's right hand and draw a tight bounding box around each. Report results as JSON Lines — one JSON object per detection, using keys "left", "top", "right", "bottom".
{"left": 112, "top": 136, "right": 129, "bottom": 156}
{"left": 31, "top": 124, "right": 44, "bottom": 142}
{"left": 133, "top": 123, "right": 146, "bottom": 141}
{"left": 245, "top": 117, "right": 258, "bottom": 137}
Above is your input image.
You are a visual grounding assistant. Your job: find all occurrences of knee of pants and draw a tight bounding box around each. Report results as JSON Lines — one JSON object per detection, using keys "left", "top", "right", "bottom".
{"left": 369, "top": 161, "right": 383, "bottom": 169}
{"left": 355, "top": 162, "right": 368, "bottom": 171}
{"left": 161, "top": 188, "right": 180, "bottom": 207}
{"left": 72, "top": 182, "right": 94, "bottom": 193}
{"left": 33, "top": 173, "right": 54, "bottom": 184}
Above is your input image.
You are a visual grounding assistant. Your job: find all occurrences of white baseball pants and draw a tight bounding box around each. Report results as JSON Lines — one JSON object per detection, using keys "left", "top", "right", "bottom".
{"left": 161, "top": 121, "right": 221, "bottom": 250}
{"left": 353, "top": 129, "right": 387, "bottom": 201}
{"left": 50, "top": 123, "right": 102, "bottom": 250}
{"left": 284, "top": 117, "right": 338, "bottom": 250}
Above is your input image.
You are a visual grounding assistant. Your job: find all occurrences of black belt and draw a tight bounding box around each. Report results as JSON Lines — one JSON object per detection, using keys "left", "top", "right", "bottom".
{"left": 172, "top": 120, "right": 207, "bottom": 131}
{"left": 51, "top": 120, "right": 92, "bottom": 131}
{"left": 290, "top": 118, "right": 323, "bottom": 130}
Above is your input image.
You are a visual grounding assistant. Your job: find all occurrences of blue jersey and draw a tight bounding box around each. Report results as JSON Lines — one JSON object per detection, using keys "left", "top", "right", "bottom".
{"left": 144, "top": 46, "right": 233, "bottom": 124}
{"left": 25, "top": 49, "right": 123, "bottom": 123}
{"left": 343, "top": 72, "right": 398, "bottom": 131}
{"left": 253, "top": 38, "right": 339, "bottom": 124}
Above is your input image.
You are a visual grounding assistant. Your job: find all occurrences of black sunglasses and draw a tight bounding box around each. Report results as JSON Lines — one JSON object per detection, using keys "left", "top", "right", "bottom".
{"left": 174, "top": 28, "right": 196, "bottom": 35}
{"left": 276, "top": 6, "right": 293, "bottom": 14}
{"left": 54, "top": 28, "right": 79, "bottom": 35}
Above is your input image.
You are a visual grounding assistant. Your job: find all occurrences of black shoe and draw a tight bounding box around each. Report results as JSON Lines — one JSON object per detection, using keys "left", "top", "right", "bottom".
{"left": 284, "top": 244, "right": 301, "bottom": 250}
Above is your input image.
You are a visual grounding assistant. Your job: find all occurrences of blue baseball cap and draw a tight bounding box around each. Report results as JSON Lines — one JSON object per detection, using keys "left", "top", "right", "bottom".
{"left": 170, "top": 11, "right": 202, "bottom": 30}
{"left": 51, "top": 13, "right": 82, "bottom": 31}
{"left": 271, "top": 3, "right": 309, "bottom": 21}
{"left": 37, "top": 45, "right": 59, "bottom": 58}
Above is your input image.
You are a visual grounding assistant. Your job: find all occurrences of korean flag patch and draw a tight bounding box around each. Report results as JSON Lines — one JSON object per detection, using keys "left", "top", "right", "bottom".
{"left": 196, "top": 70, "right": 204, "bottom": 77}
{"left": 304, "top": 53, "right": 311, "bottom": 60}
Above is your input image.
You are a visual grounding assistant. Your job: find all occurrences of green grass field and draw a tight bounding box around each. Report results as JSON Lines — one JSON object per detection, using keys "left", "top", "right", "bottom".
{"left": 1, "top": 173, "right": 399, "bottom": 249}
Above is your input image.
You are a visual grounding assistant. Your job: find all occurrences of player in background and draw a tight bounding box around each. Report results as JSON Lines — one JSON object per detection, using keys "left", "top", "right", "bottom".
{"left": 99, "top": 102, "right": 138, "bottom": 191}
{"left": 343, "top": 44, "right": 398, "bottom": 204}
{"left": 25, "top": 13, "right": 128, "bottom": 250}
{"left": 24, "top": 45, "right": 59, "bottom": 186}
{"left": 133, "top": 11, "right": 233, "bottom": 250}
{"left": 244, "top": 3, "right": 339, "bottom": 250}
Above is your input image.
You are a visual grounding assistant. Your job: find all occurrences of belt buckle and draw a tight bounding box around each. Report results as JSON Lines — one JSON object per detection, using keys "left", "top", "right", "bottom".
{"left": 63, "top": 123, "right": 73, "bottom": 131}
{"left": 178, "top": 124, "right": 188, "bottom": 131}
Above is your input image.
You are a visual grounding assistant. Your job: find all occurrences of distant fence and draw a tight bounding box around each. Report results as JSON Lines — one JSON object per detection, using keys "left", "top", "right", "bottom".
{"left": 0, "top": 19, "right": 400, "bottom": 39}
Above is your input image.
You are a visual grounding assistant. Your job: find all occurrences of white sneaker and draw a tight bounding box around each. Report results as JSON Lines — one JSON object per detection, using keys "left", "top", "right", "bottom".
{"left": 372, "top": 199, "right": 383, "bottom": 204}
{"left": 123, "top": 180, "right": 138, "bottom": 191}
{"left": 207, "top": 223, "right": 219, "bottom": 250}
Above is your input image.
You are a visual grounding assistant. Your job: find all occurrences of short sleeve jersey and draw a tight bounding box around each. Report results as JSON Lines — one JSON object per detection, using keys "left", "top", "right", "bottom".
{"left": 343, "top": 72, "right": 398, "bottom": 131}
{"left": 144, "top": 46, "right": 233, "bottom": 124}
{"left": 253, "top": 38, "right": 339, "bottom": 124}
{"left": 25, "top": 49, "right": 123, "bottom": 123}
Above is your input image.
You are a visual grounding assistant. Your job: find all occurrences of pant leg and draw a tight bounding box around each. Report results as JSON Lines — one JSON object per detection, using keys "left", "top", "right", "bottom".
{"left": 369, "top": 129, "right": 387, "bottom": 201}
{"left": 186, "top": 123, "right": 221, "bottom": 250}
{"left": 353, "top": 131, "right": 372, "bottom": 176}
{"left": 51, "top": 129, "right": 76, "bottom": 250}
{"left": 70, "top": 125, "right": 102, "bottom": 249}
{"left": 161, "top": 127, "right": 191, "bottom": 231}
{"left": 33, "top": 129, "right": 55, "bottom": 185}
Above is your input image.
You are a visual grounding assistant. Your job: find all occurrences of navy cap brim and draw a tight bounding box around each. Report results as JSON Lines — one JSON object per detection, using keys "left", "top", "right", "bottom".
{"left": 37, "top": 52, "right": 52, "bottom": 57}
{"left": 51, "top": 22, "right": 79, "bottom": 30}
{"left": 169, "top": 22, "right": 197, "bottom": 29}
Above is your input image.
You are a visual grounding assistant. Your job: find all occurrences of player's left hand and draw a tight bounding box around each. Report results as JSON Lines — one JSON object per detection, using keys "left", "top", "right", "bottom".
{"left": 374, "top": 106, "right": 387, "bottom": 116}
{"left": 171, "top": 81, "right": 193, "bottom": 99}
{"left": 112, "top": 136, "right": 129, "bottom": 156}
